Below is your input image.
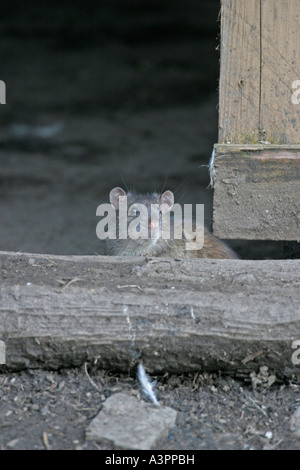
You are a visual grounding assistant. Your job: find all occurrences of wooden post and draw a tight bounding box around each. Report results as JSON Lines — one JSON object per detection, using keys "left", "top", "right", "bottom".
{"left": 218, "top": 0, "right": 261, "bottom": 144}
{"left": 214, "top": 0, "right": 300, "bottom": 240}
{"left": 260, "top": 0, "right": 300, "bottom": 144}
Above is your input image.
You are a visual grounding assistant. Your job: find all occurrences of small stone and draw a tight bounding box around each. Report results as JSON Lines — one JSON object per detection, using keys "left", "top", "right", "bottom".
{"left": 6, "top": 438, "right": 20, "bottom": 448}
{"left": 41, "top": 405, "right": 50, "bottom": 416}
{"left": 267, "top": 375, "right": 276, "bottom": 387}
{"left": 46, "top": 374, "right": 55, "bottom": 384}
{"left": 86, "top": 392, "right": 177, "bottom": 450}
{"left": 290, "top": 407, "right": 300, "bottom": 437}
{"left": 30, "top": 404, "right": 40, "bottom": 411}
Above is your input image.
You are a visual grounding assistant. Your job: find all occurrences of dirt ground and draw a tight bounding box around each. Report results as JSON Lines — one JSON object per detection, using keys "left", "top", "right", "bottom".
{"left": 0, "top": 367, "right": 299, "bottom": 450}
{"left": 0, "top": 0, "right": 299, "bottom": 450}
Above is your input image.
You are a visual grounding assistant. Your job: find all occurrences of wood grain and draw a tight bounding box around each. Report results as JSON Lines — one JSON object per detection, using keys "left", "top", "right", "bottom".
{"left": 219, "top": 0, "right": 300, "bottom": 144}
{"left": 212, "top": 144, "right": 300, "bottom": 240}
{"left": 260, "top": 0, "right": 300, "bottom": 144}
{"left": 218, "top": 0, "right": 261, "bottom": 143}
{"left": 0, "top": 251, "right": 299, "bottom": 378}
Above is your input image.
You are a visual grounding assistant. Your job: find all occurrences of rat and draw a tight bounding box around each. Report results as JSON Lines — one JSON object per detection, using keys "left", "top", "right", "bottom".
{"left": 105, "top": 187, "right": 238, "bottom": 259}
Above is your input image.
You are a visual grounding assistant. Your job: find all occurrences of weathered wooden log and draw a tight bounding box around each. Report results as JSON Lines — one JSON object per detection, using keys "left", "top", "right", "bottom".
{"left": 0, "top": 251, "right": 299, "bottom": 378}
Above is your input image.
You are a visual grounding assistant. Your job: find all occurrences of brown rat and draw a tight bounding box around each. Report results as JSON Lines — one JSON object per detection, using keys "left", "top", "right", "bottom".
{"left": 105, "top": 187, "right": 238, "bottom": 259}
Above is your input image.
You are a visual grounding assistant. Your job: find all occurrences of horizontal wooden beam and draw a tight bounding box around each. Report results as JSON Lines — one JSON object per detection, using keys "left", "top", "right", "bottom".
{"left": 0, "top": 251, "right": 299, "bottom": 378}
{"left": 212, "top": 144, "right": 300, "bottom": 240}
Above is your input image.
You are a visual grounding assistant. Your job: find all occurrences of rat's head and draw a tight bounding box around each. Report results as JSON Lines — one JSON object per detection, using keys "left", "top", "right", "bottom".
{"left": 108, "top": 187, "right": 175, "bottom": 255}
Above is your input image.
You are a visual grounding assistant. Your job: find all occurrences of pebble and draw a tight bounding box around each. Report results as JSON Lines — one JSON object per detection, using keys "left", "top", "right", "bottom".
{"left": 6, "top": 438, "right": 20, "bottom": 448}
{"left": 85, "top": 392, "right": 177, "bottom": 450}
{"left": 290, "top": 407, "right": 300, "bottom": 438}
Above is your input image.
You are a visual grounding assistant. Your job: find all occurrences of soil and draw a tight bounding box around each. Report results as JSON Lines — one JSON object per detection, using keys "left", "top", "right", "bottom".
{"left": 0, "top": 0, "right": 299, "bottom": 451}
{"left": 0, "top": 367, "right": 299, "bottom": 450}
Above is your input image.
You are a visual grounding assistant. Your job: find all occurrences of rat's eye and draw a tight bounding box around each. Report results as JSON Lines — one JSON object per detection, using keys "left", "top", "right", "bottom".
{"left": 128, "top": 205, "right": 140, "bottom": 217}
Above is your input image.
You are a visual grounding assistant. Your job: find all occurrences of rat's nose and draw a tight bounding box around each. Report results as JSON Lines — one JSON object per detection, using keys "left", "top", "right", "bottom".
{"left": 149, "top": 219, "right": 159, "bottom": 229}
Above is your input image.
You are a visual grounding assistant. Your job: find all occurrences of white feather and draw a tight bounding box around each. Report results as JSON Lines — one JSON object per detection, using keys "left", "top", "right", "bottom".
{"left": 208, "top": 147, "right": 216, "bottom": 188}
{"left": 137, "top": 364, "right": 160, "bottom": 406}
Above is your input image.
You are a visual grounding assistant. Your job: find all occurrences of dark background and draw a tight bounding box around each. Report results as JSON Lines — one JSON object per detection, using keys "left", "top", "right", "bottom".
{"left": 0, "top": 0, "right": 295, "bottom": 258}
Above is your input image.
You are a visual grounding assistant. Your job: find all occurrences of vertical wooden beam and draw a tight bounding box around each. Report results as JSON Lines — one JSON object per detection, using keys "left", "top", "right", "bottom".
{"left": 260, "top": 0, "right": 300, "bottom": 144}
{"left": 215, "top": 1, "right": 300, "bottom": 240}
{"left": 218, "top": 0, "right": 261, "bottom": 143}
{"left": 218, "top": 0, "right": 300, "bottom": 144}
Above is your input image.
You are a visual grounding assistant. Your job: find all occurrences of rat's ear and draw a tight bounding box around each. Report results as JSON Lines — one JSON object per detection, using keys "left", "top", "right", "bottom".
{"left": 110, "top": 187, "right": 126, "bottom": 209}
{"left": 160, "top": 190, "right": 174, "bottom": 212}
